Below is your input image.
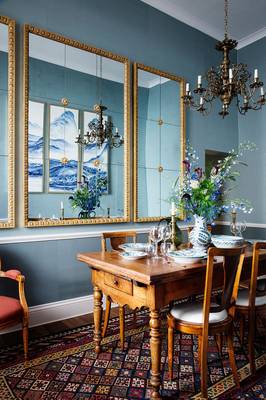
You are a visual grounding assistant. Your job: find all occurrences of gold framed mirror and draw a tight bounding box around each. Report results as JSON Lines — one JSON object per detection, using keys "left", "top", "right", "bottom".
{"left": 133, "top": 63, "right": 185, "bottom": 222}
{"left": 0, "top": 16, "right": 15, "bottom": 229}
{"left": 23, "top": 25, "right": 130, "bottom": 227}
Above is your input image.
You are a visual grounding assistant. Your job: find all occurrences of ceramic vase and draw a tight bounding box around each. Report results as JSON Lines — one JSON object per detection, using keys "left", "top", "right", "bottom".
{"left": 189, "top": 214, "right": 211, "bottom": 251}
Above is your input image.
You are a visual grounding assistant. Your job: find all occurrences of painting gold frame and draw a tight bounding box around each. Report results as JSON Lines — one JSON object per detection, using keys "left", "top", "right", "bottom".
{"left": 23, "top": 25, "right": 130, "bottom": 227}
{"left": 133, "top": 63, "right": 186, "bottom": 222}
{"left": 0, "top": 16, "right": 15, "bottom": 229}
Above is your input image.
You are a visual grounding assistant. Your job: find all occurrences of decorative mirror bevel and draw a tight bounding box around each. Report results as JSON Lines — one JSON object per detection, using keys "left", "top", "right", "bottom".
{"left": 133, "top": 63, "right": 186, "bottom": 222}
{"left": 23, "top": 25, "right": 130, "bottom": 227}
{"left": 0, "top": 15, "right": 15, "bottom": 229}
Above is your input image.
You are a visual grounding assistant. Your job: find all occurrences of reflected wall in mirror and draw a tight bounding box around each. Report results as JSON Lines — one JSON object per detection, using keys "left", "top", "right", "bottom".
{"left": 24, "top": 26, "right": 130, "bottom": 227}
{"left": 0, "top": 16, "right": 15, "bottom": 228}
{"left": 133, "top": 63, "right": 185, "bottom": 222}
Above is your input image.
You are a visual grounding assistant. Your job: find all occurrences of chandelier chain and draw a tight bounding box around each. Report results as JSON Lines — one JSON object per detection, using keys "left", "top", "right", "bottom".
{"left": 224, "top": 0, "right": 228, "bottom": 38}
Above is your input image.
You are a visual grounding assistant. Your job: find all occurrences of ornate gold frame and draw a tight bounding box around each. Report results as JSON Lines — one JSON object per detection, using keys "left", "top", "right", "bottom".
{"left": 23, "top": 25, "right": 130, "bottom": 227}
{"left": 133, "top": 63, "right": 186, "bottom": 222}
{"left": 0, "top": 16, "right": 15, "bottom": 229}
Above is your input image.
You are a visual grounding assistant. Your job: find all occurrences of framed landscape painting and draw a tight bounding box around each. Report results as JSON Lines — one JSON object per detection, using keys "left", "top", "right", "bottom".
{"left": 49, "top": 105, "right": 79, "bottom": 192}
{"left": 28, "top": 100, "right": 44, "bottom": 192}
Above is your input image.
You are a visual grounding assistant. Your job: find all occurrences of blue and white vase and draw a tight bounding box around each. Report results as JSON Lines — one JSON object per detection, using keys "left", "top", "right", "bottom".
{"left": 189, "top": 215, "right": 211, "bottom": 251}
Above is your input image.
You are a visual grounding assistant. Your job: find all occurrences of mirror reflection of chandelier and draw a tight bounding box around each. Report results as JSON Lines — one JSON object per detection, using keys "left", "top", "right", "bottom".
{"left": 182, "top": 0, "right": 265, "bottom": 117}
{"left": 76, "top": 55, "right": 124, "bottom": 148}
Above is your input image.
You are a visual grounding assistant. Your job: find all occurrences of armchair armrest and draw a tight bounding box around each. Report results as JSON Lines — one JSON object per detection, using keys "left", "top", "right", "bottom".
{"left": 0, "top": 269, "right": 22, "bottom": 280}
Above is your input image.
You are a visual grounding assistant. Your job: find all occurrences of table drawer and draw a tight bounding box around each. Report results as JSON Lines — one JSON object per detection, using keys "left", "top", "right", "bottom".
{"left": 104, "top": 273, "right": 133, "bottom": 295}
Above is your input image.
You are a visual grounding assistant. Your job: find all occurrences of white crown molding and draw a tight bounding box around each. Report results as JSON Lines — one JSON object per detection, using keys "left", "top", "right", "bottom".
{"left": 140, "top": 0, "right": 222, "bottom": 40}
{"left": 237, "top": 27, "right": 266, "bottom": 49}
{"left": 140, "top": 0, "right": 265, "bottom": 49}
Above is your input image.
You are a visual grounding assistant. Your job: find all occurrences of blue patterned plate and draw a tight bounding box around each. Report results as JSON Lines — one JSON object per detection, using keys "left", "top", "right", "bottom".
{"left": 168, "top": 249, "right": 207, "bottom": 264}
{"left": 211, "top": 235, "right": 244, "bottom": 248}
{"left": 119, "top": 251, "right": 147, "bottom": 260}
{"left": 119, "top": 243, "right": 150, "bottom": 252}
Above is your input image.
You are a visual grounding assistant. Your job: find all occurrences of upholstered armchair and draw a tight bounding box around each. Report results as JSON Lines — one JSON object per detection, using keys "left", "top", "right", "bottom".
{"left": 0, "top": 259, "right": 29, "bottom": 359}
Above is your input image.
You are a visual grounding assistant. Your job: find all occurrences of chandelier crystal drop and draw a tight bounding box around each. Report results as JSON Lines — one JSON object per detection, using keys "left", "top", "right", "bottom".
{"left": 182, "top": 0, "right": 265, "bottom": 117}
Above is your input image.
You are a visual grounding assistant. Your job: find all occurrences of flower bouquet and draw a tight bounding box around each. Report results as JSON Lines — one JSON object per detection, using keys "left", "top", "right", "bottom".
{"left": 172, "top": 142, "right": 255, "bottom": 249}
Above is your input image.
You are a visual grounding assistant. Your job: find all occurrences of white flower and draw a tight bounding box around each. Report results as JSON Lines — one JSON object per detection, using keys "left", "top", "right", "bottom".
{"left": 190, "top": 179, "right": 199, "bottom": 189}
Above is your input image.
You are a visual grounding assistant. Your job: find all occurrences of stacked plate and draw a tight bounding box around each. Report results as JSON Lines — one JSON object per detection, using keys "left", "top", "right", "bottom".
{"left": 211, "top": 235, "right": 244, "bottom": 248}
{"left": 168, "top": 249, "right": 207, "bottom": 264}
{"left": 119, "top": 243, "right": 150, "bottom": 252}
{"left": 119, "top": 251, "right": 147, "bottom": 260}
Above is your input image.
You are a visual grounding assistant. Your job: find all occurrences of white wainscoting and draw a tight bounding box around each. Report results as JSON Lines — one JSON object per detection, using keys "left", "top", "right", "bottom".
{"left": 0, "top": 294, "right": 111, "bottom": 335}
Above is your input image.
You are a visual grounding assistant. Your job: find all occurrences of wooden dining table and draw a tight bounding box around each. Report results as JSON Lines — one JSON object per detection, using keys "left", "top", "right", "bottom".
{"left": 77, "top": 248, "right": 266, "bottom": 399}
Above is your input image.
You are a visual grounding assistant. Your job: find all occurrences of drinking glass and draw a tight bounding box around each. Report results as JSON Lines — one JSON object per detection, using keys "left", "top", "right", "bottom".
{"left": 149, "top": 226, "right": 164, "bottom": 259}
{"left": 230, "top": 220, "right": 246, "bottom": 237}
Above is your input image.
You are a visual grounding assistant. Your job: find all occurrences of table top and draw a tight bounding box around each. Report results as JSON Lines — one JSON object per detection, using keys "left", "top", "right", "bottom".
{"left": 77, "top": 249, "right": 266, "bottom": 285}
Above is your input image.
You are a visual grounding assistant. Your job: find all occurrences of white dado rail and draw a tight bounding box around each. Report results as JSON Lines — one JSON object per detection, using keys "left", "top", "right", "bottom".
{"left": 0, "top": 222, "right": 265, "bottom": 245}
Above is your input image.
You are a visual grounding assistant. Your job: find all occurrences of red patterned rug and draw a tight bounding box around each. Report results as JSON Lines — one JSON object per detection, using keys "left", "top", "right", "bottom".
{"left": 0, "top": 310, "right": 265, "bottom": 399}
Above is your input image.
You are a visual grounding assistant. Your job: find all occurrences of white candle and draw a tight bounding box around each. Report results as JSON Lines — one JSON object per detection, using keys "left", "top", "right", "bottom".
{"left": 60, "top": 201, "right": 64, "bottom": 210}
{"left": 186, "top": 83, "right": 190, "bottom": 93}
{"left": 115, "top": 127, "right": 118, "bottom": 133}
{"left": 229, "top": 68, "right": 233, "bottom": 82}
{"left": 260, "top": 86, "right": 264, "bottom": 96}
{"left": 200, "top": 97, "right": 203, "bottom": 105}
{"left": 198, "top": 75, "right": 202, "bottom": 85}
{"left": 171, "top": 202, "right": 175, "bottom": 215}
{"left": 254, "top": 69, "right": 259, "bottom": 79}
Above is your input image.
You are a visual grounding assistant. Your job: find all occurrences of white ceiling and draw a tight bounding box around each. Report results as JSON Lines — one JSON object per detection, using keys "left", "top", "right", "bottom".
{"left": 141, "top": 0, "right": 266, "bottom": 48}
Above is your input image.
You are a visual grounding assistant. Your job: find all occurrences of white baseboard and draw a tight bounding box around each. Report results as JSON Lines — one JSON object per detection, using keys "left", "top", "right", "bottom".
{"left": 0, "top": 294, "right": 109, "bottom": 335}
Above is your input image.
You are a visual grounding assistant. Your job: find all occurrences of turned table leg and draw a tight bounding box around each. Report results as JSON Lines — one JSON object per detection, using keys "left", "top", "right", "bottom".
{"left": 150, "top": 309, "right": 161, "bottom": 399}
{"left": 93, "top": 285, "right": 103, "bottom": 354}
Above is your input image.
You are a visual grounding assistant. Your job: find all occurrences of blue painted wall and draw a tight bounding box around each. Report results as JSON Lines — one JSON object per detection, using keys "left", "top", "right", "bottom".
{"left": 237, "top": 37, "right": 266, "bottom": 224}
{"left": 0, "top": 51, "right": 8, "bottom": 219}
{"left": 0, "top": 0, "right": 240, "bottom": 306}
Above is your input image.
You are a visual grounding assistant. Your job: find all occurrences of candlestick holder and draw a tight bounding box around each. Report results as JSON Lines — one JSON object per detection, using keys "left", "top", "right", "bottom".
{"left": 60, "top": 208, "right": 65, "bottom": 220}
{"left": 230, "top": 209, "right": 237, "bottom": 236}
{"left": 170, "top": 214, "right": 177, "bottom": 251}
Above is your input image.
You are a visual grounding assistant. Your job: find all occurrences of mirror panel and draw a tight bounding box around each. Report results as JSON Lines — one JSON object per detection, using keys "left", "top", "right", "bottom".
{"left": 0, "top": 16, "right": 15, "bottom": 228}
{"left": 24, "top": 26, "right": 130, "bottom": 227}
{"left": 134, "top": 64, "right": 185, "bottom": 222}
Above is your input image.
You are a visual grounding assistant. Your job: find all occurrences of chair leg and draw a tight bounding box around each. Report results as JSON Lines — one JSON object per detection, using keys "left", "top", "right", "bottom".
{"left": 22, "top": 321, "right": 29, "bottom": 360}
{"left": 168, "top": 326, "right": 174, "bottom": 380}
{"left": 248, "top": 310, "right": 256, "bottom": 376}
{"left": 239, "top": 314, "right": 245, "bottom": 345}
{"left": 102, "top": 296, "right": 112, "bottom": 338}
{"left": 119, "top": 306, "right": 125, "bottom": 350}
{"left": 227, "top": 328, "right": 240, "bottom": 388}
{"left": 133, "top": 308, "right": 137, "bottom": 323}
{"left": 215, "top": 333, "right": 223, "bottom": 355}
{"left": 198, "top": 334, "right": 202, "bottom": 369}
{"left": 200, "top": 334, "right": 208, "bottom": 399}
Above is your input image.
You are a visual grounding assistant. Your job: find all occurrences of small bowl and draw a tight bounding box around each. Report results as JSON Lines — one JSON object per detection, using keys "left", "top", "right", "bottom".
{"left": 119, "top": 251, "right": 147, "bottom": 260}
{"left": 211, "top": 235, "right": 244, "bottom": 248}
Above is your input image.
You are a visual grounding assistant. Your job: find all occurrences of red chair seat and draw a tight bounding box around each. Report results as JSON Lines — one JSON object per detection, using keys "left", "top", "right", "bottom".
{"left": 0, "top": 296, "right": 23, "bottom": 325}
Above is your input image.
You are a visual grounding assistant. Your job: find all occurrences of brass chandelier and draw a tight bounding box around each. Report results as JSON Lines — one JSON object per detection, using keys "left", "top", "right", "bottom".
{"left": 182, "top": 0, "right": 265, "bottom": 117}
{"left": 76, "top": 55, "right": 124, "bottom": 148}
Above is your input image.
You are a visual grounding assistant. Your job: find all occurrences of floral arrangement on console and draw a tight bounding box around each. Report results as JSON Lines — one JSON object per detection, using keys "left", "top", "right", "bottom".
{"left": 172, "top": 141, "right": 256, "bottom": 250}
{"left": 69, "top": 174, "right": 107, "bottom": 219}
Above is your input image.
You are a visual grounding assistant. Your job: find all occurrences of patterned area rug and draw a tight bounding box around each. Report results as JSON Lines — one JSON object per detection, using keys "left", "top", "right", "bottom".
{"left": 0, "top": 311, "right": 265, "bottom": 399}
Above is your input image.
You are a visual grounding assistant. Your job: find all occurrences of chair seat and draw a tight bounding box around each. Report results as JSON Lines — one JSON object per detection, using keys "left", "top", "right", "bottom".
{"left": 236, "top": 289, "right": 266, "bottom": 307}
{"left": 0, "top": 296, "right": 23, "bottom": 325}
{"left": 170, "top": 302, "right": 228, "bottom": 324}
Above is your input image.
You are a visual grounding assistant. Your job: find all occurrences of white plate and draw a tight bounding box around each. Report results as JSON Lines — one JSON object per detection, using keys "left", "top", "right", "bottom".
{"left": 211, "top": 235, "right": 244, "bottom": 248}
{"left": 168, "top": 249, "right": 207, "bottom": 264}
{"left": 119, "top": 243, "right": 150, "bottom": 252}
{"left": 119, "top": 251, "right": 147, "bottom": 260}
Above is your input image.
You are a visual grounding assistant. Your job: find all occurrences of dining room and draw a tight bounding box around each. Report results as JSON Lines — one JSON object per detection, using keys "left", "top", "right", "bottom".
{"left": 0, "top": 0, "right": 265, "bottom": 399}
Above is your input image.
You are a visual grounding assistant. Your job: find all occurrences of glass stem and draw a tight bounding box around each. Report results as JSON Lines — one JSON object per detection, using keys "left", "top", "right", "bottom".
{"left": 154, "top": 241, "right": 158, "bottom": 257}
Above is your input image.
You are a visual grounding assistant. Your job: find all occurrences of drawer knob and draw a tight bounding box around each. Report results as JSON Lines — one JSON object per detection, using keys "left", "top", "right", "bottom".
{"left": 113, "top": 279, "right": 119, "bottom": 286}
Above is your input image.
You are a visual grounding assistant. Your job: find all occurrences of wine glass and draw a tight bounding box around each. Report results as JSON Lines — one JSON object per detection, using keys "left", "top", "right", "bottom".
{"left": 149, "top": 226, "right": 164, "bottom": 259}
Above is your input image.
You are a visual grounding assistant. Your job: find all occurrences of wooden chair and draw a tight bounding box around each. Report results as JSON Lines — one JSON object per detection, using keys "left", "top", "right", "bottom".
{"left": 167, "top": 246, "right": 246, "bottom": 399}
{"left": 0, "top": 259, "right": 29, "bottom": 359}
{"left": 235, "top": 242, "right": 266, "bottom": 376}
{"left": 101, "top": 231, "right": 137, "bottom": 350}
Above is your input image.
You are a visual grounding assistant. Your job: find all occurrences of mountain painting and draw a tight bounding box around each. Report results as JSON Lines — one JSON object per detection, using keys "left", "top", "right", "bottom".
{"left": 83, "top": 111, "right": 109, "bottom": 194}
{"left": 28, "top": 101, "right": 44, "bottom": 192}
{"left": 49, "top": 105, "right": 79, "bottom": 192}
